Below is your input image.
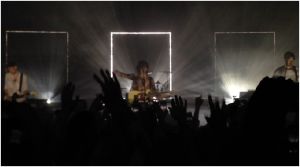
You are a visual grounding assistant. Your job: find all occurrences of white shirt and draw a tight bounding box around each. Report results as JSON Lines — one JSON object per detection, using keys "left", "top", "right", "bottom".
{"left": 4, "top": 72, "right": 28, "bottom": 98}
{"left": 285, "top": 69, "right": 297, "bottom": 82}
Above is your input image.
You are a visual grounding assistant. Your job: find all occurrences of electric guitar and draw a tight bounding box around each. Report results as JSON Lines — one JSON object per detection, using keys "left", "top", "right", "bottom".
{"left": 127, "top": 89, "right": 173, "bottom": 104}
{"left": 127, "top": 89, "right": 152, "bottom": 104}
{"left": 4, "top": 91, "right": 37, "bottom": 103}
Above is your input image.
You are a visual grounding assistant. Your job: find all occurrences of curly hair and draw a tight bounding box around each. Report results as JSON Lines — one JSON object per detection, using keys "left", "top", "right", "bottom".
{"left": 284, "top": 51, "right": 296, "bottom": 61}
{"left": 136, "top": 60, "right": 149, "bottom": 72}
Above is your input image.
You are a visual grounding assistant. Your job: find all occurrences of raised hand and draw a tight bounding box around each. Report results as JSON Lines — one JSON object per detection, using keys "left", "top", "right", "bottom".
{"left": 169, "top": 95, "right": 188, "bottom": 127}
{"left": 93, "top": 69, "right": 130, "bottom": 126}
{"left": 59, "top": 82, "right": 80, "bottom": 120}
{"left": 206, "top": 95, "right": 227, "bottom": 129}
{"left": 152, "top": 101, "right": 168, "bottom": 125}
{"left": 93, "top": 69, "right": 122, "bottom": 103}
{"left": 55, "top": 82, "right": 78, "bottom": 150}
{"left": 192, "top": 96, "right": 204, "bottom": 128}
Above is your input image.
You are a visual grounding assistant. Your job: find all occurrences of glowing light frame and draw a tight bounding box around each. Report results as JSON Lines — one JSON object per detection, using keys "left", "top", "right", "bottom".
{"left": 110, "top": 32, "right": 172, "bottom": 91}
{"left": 5, "top": 30, "right": 70, "bottom": 82}
{"left": 213, "top": 31, "right": 276, "bottom": 95}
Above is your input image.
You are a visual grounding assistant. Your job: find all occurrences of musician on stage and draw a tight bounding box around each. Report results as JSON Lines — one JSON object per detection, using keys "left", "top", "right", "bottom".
{"left": 114, "top": 60, "right": 156, "bottom": 92}
{"left": 4, "top": 62, "right": 29, "bottom": 102}
{"left": 114, "top": 60, "right": 157, "bottom": 103}
{"left": 273, "top": 51, "right": 298, "bottom": 82}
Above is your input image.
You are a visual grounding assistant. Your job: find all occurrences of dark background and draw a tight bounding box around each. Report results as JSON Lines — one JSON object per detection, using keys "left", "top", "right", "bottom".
{"left": 2, "top": 1, "right": 299, "bottom": 100}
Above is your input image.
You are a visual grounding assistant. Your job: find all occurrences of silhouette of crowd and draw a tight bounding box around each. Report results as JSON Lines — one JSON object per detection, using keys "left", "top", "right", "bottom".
{"left": 2, "top": 69, "right": 299, "bottom": 165}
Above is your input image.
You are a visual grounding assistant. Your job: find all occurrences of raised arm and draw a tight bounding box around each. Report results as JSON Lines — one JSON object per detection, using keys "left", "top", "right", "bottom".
{"left": 114, "top": 70, "right": 135, "bottom": 80}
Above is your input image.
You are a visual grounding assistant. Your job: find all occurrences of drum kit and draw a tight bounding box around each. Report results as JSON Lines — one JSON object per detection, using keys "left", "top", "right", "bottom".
{"left": 125, "top": 80, "right": 173, "bottom": 104}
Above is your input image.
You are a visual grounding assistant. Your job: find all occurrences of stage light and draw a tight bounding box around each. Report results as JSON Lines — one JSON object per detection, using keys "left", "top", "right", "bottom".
{"left": 226, "top": 84, "right": 244, "bottom": 98}
{"left": 221, "top": 74, "right": 249, "bottom": 96}
{"left": 46, "top": 99, "right": 52, "bottom": 104}
{"left": 110, "top": 32, "right": 172, "bottom": 91}
{"left": 214, "top": 32, "right": 276, "bottom": 102}
{"left": 225, "top": 98, "right": 234, "bottom": 104}
{"left": 5, "top": 30, "right": 69, "bottom": 102}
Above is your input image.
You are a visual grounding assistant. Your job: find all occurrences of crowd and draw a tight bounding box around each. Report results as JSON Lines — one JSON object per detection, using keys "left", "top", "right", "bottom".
{"left": 2, "top": 69, "right": 299, "bottom": 165}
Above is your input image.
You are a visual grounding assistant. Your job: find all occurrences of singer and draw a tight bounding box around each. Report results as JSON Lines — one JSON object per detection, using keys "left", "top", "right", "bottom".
{"left": 114, "top": 60, "right": 156, "bottom": 92}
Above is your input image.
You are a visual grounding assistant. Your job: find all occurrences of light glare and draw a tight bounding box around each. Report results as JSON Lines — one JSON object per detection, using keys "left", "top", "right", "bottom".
{"left": 214, "top": 32, "right": 276, "bottom": 101}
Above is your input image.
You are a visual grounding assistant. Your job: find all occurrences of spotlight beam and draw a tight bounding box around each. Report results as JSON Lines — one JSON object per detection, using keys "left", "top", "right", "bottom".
{"left": 5, "top": 30, "right": 69, "bottom": 100}
{"left": 110, "top": 31, "right": 172, "bottom": 91}
{"left": 5, "top": 30, "right": 69, "bottom": 82}
{"left": 214, "top": 31, "right": 276, "bottom": 97}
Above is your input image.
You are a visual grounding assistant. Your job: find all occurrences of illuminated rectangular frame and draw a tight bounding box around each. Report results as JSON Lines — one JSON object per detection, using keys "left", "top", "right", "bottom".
{"left": 5, "top": 30, "right": 69, "bottom": 82}
{"left": 110, "top": 32, "right": 172, "bottom": 91}
{"left": 213, "top": 31, "right": 276, "bottom": 93}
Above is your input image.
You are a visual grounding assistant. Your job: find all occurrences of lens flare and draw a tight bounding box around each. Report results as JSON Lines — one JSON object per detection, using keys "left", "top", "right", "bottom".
{"left": 46, "top": 99, "right": 51, "bottom": 104}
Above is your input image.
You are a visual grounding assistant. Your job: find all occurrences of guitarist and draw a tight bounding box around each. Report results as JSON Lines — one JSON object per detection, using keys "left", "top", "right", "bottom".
{"left": 4, "top": 62, "right": 29, "bottom": 103}
{"left": 114, "top": 60, "right": 156, "bottom": 101}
